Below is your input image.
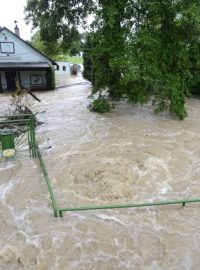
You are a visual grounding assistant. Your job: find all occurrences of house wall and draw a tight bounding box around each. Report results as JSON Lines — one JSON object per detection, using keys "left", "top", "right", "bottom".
{"left": 55, "top": 61, "right": 70, "bottom": 75}
{"left": 0, "top": 70, "right": 47, "bottom": 90}
{"left": 20, "top": 71, "right": 47, "bottom": 89}
{"left": 0, "top": 29, "right": 52, "bottom": 64}
{"left": 0, "top": 28, "right": 56, "bottom": 90}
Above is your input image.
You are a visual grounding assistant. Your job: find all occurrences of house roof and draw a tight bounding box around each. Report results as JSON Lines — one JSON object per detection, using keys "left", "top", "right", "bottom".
{"left": 0, "top": 27, "right": 58, "bottom": 68}
{"left": 0, "top": 62, "right": 50, "bottom": 71}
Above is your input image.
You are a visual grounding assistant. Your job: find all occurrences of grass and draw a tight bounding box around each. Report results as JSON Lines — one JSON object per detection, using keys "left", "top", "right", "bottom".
{"left": 68, "top": 56, "right": 83, "bottom": 65}
{"left": 55, "top": 55, "right": 83, "bottom": 65}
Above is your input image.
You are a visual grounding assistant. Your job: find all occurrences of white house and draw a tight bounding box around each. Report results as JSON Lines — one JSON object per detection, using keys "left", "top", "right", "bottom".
{"left": 55, "top": 61, "right": 70, "bottom": 75}
{"left": 0, "top": 26, "right": 57, "bottom": 91}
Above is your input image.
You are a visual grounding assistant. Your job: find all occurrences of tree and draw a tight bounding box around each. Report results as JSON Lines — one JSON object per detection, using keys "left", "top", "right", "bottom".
{"left": 83, "top": 1, "right": 130, "bottom": 99}
{"left": 135, "top": 0, "right": 200, "bottom": 119}
{"left": 26, "top": 0, "right": 200, "bottom": 118}
{"left": 30, "top": 31, "right": 61, "bottom": 59}
{"left": 30, "top": 30, "right": 83, "bottom": 59}
{"left": 82, "top": 33, "right": 95, "bottom": 83}
{"left": 83, "top": 0, "right": 200, "bottom": 119}
{"left": 25, "top": 0, "right": 94, "bottom": 52}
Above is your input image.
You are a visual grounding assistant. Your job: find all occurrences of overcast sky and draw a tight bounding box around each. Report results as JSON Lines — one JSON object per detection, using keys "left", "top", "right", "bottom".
{"left": 0, "top": 0, "right": 33, "bottom": 40}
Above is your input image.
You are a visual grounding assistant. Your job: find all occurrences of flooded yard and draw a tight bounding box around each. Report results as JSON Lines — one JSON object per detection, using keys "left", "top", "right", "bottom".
{"left": 0, "top": 75, "right": 200, "bottom": 269}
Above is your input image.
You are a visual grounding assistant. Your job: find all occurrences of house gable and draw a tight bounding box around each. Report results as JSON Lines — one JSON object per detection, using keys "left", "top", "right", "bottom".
{"left": 0, "top": 27, "right": 57, "bottom": 91}
{"left": 0, "top": 27, "right": 56, "bottom": 66}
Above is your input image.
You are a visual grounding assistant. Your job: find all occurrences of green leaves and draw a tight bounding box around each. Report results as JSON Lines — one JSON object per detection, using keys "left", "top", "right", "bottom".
{"left": 83, "top": 0, "right": 200, "bottom": 119}
{"left": 26, "top": 0, "right": 200, "bottom": 119}
{"left": 30, "top": 31, "right": 61, "bottom": 59}
{"left": 89, "top": 94, "right": 111, "bottom": 113}
{"left": 25, "top": 0, "right": 94, "bottom": 49}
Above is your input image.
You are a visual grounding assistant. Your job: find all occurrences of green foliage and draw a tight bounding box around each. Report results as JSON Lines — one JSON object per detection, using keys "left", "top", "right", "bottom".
{"left": 89, "top": 95, "right": 111, "bottom": 113}
{"left": 30, "top": 31, "right": 61, "bottom": 59}
{"left": 30, "top": 31, "right": 83, "bottom": 60}
{"left": 83, "top": 33, "right": 95, "bottom": 83}
{"left": 56, "top": 55, "right": 83, "bottom": 64}
{"left": 46, "top": 67, "right": 55, "bottom": 90}
{"left": 83, "top": 0, "right": 200, "bottom": 119}
{"left": 26, "top": 0, "right": 200, "bottom": 119}
{"left": 152, "top": 76, "right": 188, "bottom": 119}
{"left": 68, "top": 33, "right": 83, "bottom": 56}
{"left": 25, "top": 0, "right": 93, "bottom": 52}
{"left": 68, "top": 56, "right": 83, "bottom": 65}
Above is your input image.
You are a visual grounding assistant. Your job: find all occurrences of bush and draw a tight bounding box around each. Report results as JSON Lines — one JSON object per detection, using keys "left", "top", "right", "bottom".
{"left": 89, "top": 95, "right": 111, "bottom": 113}
{"left": 47, "top": 67, "right": 55, "bottom": 90}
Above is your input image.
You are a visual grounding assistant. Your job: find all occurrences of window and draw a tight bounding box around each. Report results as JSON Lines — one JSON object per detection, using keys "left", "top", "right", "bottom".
{"left": 30, "top": 75, "right": 43, "bottom": 85}
{"left": 0, "top": 42, "right": 15, "bottom": 54}
{"left": 62, "top": 66, "right": 66, "bottom": 71}
{"left": 57, "top": 65, "right": 60, "bottom": 71}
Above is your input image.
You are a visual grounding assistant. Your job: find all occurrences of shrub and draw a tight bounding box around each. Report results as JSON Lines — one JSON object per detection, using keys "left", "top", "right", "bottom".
{"left": 89, "top": 95, "right": 111, "bottom": 113}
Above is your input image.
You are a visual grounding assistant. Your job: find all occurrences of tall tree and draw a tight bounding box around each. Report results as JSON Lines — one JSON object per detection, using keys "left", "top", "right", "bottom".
{"left": 30, "top": 30, "right": 83, "bottom": 58}
{"left": 25, "top": 0, "right": 94, "bottom": 51}
{"left": 25, "top": 0, "right": 200, "bottom": 118}
{"left": 30, "top": 31, "right": 61, "bottom": 58}
{"left": 87, "top": 0, "right": 128, "bottom": 99}
{"left": 83, "top": 0, "right": 200, "bottom": 118}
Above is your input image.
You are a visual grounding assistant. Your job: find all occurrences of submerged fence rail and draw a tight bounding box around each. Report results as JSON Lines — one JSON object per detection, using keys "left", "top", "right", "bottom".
{"left": 32, "top": 141, "right": 200, "bottom": 217}
{"left": 37, "top": 147, "right": 58, "bottom": 217}
{"left": 37, "top": 144, "right": 200, "bottom": 217}
{"left": 58, "top": 199, "right": 200, "bottom": 217}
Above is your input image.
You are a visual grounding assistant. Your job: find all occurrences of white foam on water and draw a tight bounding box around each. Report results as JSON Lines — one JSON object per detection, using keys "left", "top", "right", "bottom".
{"left": 0, "top": 180, "right": 14, "bottom": 201}
{"left": 0, "top": 162, "right": 16, "bottom": 171}
{"left": 148, "top": 260, "right": 162, "bottom": 270}
{"left": 94, "top": 213, "right": 127, "bottom": 226}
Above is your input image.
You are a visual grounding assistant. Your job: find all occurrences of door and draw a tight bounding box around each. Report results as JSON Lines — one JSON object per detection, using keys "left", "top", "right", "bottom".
{"left": 5, "top": 71, "right": 17, "bottom": 90}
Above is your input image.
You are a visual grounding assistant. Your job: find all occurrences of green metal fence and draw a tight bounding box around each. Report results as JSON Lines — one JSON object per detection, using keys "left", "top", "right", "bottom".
{"left": 37, "top": 148, "right": 58, "bottom": 217}
{"left": 0, "top": 114, "right": 37, "bottom": 161}
{"left": 1, "top": 114, "right": 200, "bottom": 218}
{"left": 37, "top": 144, "right": 200, "bottom": 218}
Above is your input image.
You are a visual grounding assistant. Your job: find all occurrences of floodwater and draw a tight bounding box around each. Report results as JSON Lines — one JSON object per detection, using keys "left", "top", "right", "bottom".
{"left": 1, "top": 74, "right": 200, "bottom": 269}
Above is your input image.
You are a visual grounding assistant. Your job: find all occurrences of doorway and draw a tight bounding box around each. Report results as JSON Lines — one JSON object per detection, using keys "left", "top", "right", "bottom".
{"left": 5, "top": 71, "right": 17, "bottom": 90}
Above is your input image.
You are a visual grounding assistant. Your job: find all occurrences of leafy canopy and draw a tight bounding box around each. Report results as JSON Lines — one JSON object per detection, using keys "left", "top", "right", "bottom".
{"left": 83, "top": 0, "right": 200, "bottom": 118}
{"left": 25, "top": 0, "right": 200, "bottom": 118}
{"left": 25, "top": 0, "right": 94, "bottom": 51}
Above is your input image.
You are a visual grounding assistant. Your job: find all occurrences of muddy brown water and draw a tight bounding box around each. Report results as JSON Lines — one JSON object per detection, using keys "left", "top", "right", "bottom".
{"left": 0, "top": 75, "right": 200, "bottom": 269}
